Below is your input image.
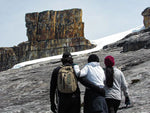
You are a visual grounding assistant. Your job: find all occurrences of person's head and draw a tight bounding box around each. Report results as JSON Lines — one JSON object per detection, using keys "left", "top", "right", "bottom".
{"left": 104, "top": 55, "right": 115, "bottom": 88}
{"left": 104, "top": 55, "right": 115, "bottom": 67}
{"left": 88, "top": 54, "right": 99, "bottom": 63}
{"left": 61, "top": 52, "right": 73, "bottom": 65}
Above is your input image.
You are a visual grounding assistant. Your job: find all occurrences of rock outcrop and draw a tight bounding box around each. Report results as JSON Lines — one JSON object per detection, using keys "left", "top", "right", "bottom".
{"left": 123, "top": 28, "right": 150, "bottom": 52}
{"left": 0, "top": 48, "right": 17, "bottom": 71}
{"left": 26, "top": 9, "right": 84, "bottom": 41}
{"left": 102, "top": 7, "right": 150, "bottom": 52}
{"left": 23, "top": 8, "right": 94, "bottom": 59}
{"left": 103, "top": 27, "right": 150, "bottom": 52}
{"left": 142, "top": 7, "right": 150, "bottom": 28}
{"left": 103, "top": 7, "right": 150, "bottom": 52}
{"left": 0, "top": 9, "right": 95, "bottom": 71}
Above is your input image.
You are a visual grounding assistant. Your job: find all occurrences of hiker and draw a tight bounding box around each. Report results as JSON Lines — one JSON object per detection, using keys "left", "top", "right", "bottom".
{"left": 50, "top": 52, "right": 81, "bottom": 113}
{"left": 104, "top": 55, "right": 130, "bottom": 113}
{"left": 74, "top": 54, "right": 108, "bottom": 113}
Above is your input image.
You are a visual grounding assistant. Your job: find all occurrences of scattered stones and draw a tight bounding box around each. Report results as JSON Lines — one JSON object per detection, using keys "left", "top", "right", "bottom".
{"left": 131, "top": 79, "right": 140, "bottom": 84}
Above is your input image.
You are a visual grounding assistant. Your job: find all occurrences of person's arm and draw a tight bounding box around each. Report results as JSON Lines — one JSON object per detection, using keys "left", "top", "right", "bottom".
{"left": 120, "top": 71, "right": 129, "bottom": 97}
{"left": 120, "top": 70, "right": 130, "bottom": 106}
{"left": 50, "top": 67, "right": 59, "bottom": 113}
{"left": 79, "top": 77, "right": 105, "bottom": 96}
{"left": 73, "top": 64, "right": 80, "bottom": 77}
{"left": 74, "top": 64, "right": 105, "bottom": 96}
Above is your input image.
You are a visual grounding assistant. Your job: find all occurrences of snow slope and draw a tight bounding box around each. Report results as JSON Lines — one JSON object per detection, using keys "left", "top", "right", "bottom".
{"left": 12, "top": 25, "right": 144, "bottom": 69}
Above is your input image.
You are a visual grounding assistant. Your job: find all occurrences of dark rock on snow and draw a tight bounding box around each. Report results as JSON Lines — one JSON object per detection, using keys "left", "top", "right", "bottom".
{"left": 103, "top": 27, "right": 150, "bottom": 52}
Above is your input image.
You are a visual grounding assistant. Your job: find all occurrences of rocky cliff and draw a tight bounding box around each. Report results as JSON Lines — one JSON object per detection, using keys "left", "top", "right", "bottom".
{"left": 0, "top": 48, "right": 17, "bottom": 71}
{"left": 26, "top": 9, "right": 84, "bottom": 41}
{"left": 0, "top": 9, "right": 95, "bottom": 71}
{"left": 103, "top": 27, "right": 150, "bottom": 52}
{"left": 142, "top": 7, "right": 150, "bottom": 28}
{"left": 103, "top": 7, "right": 150, "bottom": 52}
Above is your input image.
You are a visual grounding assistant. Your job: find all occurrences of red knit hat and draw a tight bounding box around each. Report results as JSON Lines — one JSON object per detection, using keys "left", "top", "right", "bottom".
{"left": 104, "top": 56, "right": 115, "bottom": 67}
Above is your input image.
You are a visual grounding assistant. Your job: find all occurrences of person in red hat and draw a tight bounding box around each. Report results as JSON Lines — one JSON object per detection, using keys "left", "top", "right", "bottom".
{"left": 104, "top": 56, "right": 130, "bottom": 113}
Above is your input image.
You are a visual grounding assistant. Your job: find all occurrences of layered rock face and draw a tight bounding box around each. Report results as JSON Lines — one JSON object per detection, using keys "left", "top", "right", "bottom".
{"left": 103, "top": 27, "right": 150, "bottom": 52}
{"left": 26, "top": 9, "right": 84, "bottom": 41}
{"left": 142, "top": 7, "right": 150, "bottom": 28}
{"left": 122, "top": 28, "right": 150, "bottom": 52}
{"left": 0, "top": 9, "right": 95, "bottom": 71}
{"left": 0, "top": 48, "right": 17, "bottom": 71}
{"left": 20, "top": 8, "right": 94, "bottom": 60}
{"left": 103, "top": 7, "right": 150, "bottom": 53}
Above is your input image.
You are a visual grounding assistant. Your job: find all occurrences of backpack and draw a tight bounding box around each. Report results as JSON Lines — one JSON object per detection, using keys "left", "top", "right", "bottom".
{"left": 57, "top": 65, "right": 77, "bottom": 93}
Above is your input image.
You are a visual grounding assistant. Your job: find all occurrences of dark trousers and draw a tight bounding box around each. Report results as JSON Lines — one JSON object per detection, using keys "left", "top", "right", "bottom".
{"left": 58, "top": 94, "right": 81, "bottom": 113}
{"left": 105, "top": 98, "right": 121, "bottom": 113}
{"left": 84, "top": 89, "right": 108, "bottom": 113}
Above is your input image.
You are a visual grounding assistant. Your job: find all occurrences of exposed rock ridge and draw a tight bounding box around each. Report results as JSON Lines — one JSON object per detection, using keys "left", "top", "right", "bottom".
{"left": 102, "top": 7, "right": 150, "bottom": 52}
{"left": 103, "top": 27, "right": 150, "bottom": 52}
{"left": 25, "top": 9, "right": 84, "bottom": 41}
{"left": 0, "top": 8, "right": 95, "bottom": 71}
{"left": 142, "top": 7, "right": 150, "bottom": 28}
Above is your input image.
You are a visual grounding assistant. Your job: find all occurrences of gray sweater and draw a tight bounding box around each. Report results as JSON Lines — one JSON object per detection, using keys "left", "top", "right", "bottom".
{"left": 105, "top": 67, "right": 129, "bottom": 100}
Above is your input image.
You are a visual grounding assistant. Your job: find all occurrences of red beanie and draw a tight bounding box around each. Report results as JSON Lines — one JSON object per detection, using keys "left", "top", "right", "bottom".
{"left": 104, "top": 56, "right": 115, "bottom": 67}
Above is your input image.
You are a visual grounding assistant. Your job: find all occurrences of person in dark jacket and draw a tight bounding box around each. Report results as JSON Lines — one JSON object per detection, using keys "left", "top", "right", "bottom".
{"left": 50, "top": 52, "right": 81, "bottom": 113}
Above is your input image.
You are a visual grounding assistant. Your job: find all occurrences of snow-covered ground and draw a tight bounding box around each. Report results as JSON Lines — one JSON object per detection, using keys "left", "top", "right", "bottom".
{"left": 12, "top": 25, "right": 144, "bottom": 69}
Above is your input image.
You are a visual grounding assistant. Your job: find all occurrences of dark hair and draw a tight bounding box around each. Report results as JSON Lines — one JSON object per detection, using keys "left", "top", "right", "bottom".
{"left": 105, "top": 67, "right": 114, "bottom": 88}
{"left": 61, "top": 57, "right": 73, "bottom": 65}
{"left": 62, "top": 52, "right": 72, "bottom": 59}
{"left": 88, "top": 54, "right": 99, "bottom": 63}
{"left": 61, "top": 52, "right": 73, "bottom": 65}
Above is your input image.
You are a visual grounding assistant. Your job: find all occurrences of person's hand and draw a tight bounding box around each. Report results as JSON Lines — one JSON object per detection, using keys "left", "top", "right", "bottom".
{"left": 51, "top": 103, "right": 57, "bottom": 113}
{"left": 125, "top": 96, "right": 130, "bottom": 107}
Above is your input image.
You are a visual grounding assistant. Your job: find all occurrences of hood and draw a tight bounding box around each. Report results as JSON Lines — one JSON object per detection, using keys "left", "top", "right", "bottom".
{"left": 87, "top": 62, "right": 100, "bottom": 67}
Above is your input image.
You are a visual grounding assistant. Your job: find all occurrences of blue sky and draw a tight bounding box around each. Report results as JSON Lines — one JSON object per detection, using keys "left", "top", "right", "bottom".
{"left": 0, "top": 0, "right": 149, "bottom": 47}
